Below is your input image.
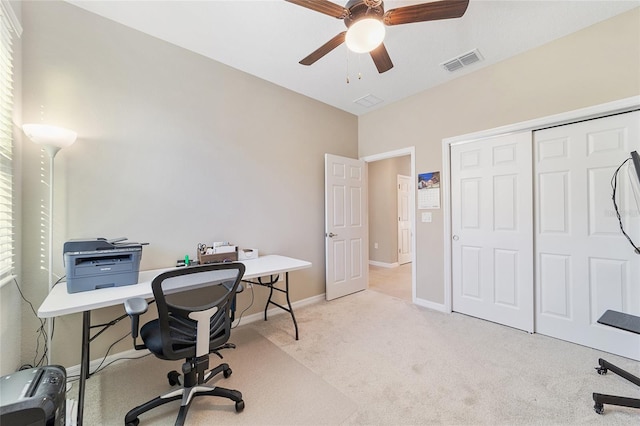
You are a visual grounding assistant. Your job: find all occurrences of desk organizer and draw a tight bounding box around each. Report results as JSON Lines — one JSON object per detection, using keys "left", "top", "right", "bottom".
{"left": 197, "top": 249, "right": 238, "bottom": 264}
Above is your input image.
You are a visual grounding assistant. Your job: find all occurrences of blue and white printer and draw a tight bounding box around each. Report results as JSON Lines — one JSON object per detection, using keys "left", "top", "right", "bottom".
{"left": 63, "top": 237, "right": 145, "bottom": 293}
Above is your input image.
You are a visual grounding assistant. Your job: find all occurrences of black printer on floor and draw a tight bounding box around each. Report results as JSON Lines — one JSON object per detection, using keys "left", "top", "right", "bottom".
{"left": 0, "top": 365, "right": 66, "bottom": 426}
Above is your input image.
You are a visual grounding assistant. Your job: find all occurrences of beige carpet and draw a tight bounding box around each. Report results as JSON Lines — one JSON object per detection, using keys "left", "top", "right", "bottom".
{"left": 72, "top": 327, "right": 356, "bottom": 425}
{"left": 251, "top": 289, "right": 640, "bottom": 425}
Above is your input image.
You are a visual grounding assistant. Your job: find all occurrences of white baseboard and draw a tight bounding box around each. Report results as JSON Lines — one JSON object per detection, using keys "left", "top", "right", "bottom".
{"left": 64, "top": 293, "right": 326, "bottom": 379}
{"left": 414, "top": 297, "right": 449, "bottom": 313}
{"left": 369, "top": 260, "right": 399, "bottom": 268}
{"left": 232, "top": 292, "right": 325, "bottom": 329}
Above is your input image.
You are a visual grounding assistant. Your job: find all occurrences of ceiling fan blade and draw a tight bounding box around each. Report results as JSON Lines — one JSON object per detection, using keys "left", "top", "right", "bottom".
{"left": 299, "top": 32, "right": 347, "bottom": 66}
{"left": 370, "top": 43, "right": 393, "bottom": 74}
{"left": 285, "top": 0, "right": 349, "bottom": 19}
{"left": 383, "top": 0, "right": 469, "bottom": 26}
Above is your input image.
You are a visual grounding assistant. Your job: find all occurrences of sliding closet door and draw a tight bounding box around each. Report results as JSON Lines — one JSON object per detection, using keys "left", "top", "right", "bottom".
{"left": 451, "top": 132, "right": 533, "bottom": 332}
{"left": 534, "top": 111, "right": 640, "bottom": 360}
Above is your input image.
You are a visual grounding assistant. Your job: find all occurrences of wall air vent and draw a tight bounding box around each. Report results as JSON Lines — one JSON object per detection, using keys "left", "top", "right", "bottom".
{"left": 441, "top": 48, "right": 483, "bottom": 73}
{"left": 354, "top": 94, "right": 384, "bottom": 108}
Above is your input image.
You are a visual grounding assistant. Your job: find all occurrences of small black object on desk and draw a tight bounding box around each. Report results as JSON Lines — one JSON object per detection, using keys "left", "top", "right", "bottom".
{"left": 592, "top": 309, "right": 640, "bottom": 415}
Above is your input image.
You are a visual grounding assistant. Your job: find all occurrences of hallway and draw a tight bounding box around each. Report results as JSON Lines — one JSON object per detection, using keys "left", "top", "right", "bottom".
{"left": 368, "top": 263, "right": 412, "bottom": 301}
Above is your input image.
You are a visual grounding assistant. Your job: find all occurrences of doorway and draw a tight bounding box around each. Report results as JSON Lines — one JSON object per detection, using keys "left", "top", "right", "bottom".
{"left": 369, "top": 263, "right": 412, "bottom": 300}
{"left": 362, "top": 148, "right": 416, "bottom": 302}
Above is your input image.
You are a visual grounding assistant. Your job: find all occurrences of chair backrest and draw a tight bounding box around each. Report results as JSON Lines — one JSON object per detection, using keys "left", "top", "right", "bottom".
{"left": 151, "top": 262, "right": 245, "bottom": 360}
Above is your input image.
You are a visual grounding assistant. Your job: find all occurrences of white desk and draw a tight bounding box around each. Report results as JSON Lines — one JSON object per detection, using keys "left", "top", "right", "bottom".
{"left": 38, "top": 255, "right": 311, "bottom": 426}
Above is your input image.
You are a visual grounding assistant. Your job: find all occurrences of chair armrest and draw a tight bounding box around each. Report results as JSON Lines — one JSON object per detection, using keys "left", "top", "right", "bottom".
{"left": 125, "top": 297, "right": 148, "bottom": 316}
{"left": 124, "top": 297, "right": 148, "bottom": 340}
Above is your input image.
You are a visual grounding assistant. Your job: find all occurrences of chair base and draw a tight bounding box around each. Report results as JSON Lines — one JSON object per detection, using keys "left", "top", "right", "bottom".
{"left": 592, "top": 358, "right": 640, "bottom": 415}
{"left": 125, "top": 362, "right": 244, "bottom": 426}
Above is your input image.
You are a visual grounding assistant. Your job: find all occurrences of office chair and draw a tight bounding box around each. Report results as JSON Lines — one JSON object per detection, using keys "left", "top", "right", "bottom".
{"left": 123, "top": 263, "right": 246, "bottom": 426}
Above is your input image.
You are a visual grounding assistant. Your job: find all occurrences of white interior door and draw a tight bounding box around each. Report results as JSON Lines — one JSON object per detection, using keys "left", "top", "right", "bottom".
{"left": 534, "top": 111, "right": 640, "bottom": 360}
{"left": 325, "top": 154, "right": 368, "bottom": 300}
{"left": 451, "top": 132, "right": 534, "bottom": 332}
{"left": 397, "top": 174, "right": 412, "bottom": 265}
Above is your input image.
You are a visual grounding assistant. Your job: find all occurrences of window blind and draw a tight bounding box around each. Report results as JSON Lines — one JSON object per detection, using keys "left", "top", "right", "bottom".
{"left": 0, "top": 1, "right": 21, "bottom": 286}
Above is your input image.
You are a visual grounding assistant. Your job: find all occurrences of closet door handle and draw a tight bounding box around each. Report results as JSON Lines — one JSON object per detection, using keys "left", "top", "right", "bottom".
{"left": 452, "top": 235, "right": 459, "bottom": 241}
{"left": 326, "top": 232, "right": 338, "bottom": 238}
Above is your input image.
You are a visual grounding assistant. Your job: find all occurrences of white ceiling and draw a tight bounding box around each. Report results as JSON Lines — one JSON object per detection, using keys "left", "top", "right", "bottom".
{"left": 67, "top": 0, "right": 639, "bottom": 116}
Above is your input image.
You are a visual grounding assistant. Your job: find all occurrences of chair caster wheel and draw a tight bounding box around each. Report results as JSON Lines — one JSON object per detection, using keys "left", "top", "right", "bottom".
{"left": 224, "top": 367, "right": 232, "bottom": 378}
{"left": 235, "top": 400, "right": 245, "bottom": 412}
{"left": 595, "top": 367, "right": 607, "bottom": 375}
{"left": 594, "top": 403, "right": 604, "bottom": 414}
{"left": 126, "top": 418, "right": 140, "bottom": 426}
{"left": 168, "top": 370, "right": 181, "bottom": 386}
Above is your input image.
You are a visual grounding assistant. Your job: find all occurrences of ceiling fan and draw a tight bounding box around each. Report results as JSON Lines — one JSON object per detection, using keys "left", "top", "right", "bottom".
{"left": 286, "top": 0, "right": 470, "bottom": 73}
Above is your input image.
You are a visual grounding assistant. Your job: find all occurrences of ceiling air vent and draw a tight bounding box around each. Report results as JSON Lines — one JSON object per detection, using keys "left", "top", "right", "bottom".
{"left": 354, "top": 94, "right": 384, "bottom": 108}
{"left": 441, "top": 48, "right": 483, "bottom": 73}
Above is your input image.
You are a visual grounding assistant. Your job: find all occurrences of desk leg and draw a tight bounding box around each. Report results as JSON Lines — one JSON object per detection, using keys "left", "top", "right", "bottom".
{"left": 264, "top": 279, "right": 274, "bottom": 322}
{"left": 77, "top": 310, "right": 90, "bottom": 426}
{"left": 262, "top": 273, "right": 299, "bottom": 340}
{"left": 284, "top": 273, "right": 299, "bottom": 341}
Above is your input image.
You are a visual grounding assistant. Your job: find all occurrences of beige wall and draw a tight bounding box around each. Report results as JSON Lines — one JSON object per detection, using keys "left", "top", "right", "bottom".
{"left": 18, "top": 1, "right": 357, "bottom": 368}
{"left": 368, "top": 156, "right": 410, "bottom": 264}
{"left": 358, "top": 8, "right": 640, "bottom": 304}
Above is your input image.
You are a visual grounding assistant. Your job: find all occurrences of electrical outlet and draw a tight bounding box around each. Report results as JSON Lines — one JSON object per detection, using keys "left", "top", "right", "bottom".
{"left": 374, "top": 242, "right": 379, "bottom": 249}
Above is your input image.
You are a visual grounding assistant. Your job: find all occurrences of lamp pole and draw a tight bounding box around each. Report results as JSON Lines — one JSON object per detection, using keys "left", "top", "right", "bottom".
{"left": 44, "top": 145, "right": 62, "bottom": 296}
{"left": 23, "top": 124, "right": 77, "bottom": 366}
{"left": 45, "top": 148, "right": 59, "bottom": 365}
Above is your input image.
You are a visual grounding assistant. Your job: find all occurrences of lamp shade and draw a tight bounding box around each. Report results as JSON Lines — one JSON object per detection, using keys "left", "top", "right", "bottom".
{"left": 23, "top": 123, "right": 77, "bottom": 148}
{"left": 345, "top": 18, "right": 385, "bottom": 53}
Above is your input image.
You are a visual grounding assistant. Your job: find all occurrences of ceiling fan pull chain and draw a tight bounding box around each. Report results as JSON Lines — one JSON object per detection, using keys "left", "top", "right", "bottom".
{"left": 346, "top": 50, "right": 350, "bottom": 84}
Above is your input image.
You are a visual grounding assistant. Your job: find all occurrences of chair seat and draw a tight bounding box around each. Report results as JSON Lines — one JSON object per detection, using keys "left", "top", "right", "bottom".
{"left": 140, "top": 319, "right": 164, "bottom": 358}
{"left": 141, "top": 319, "right": 197, "bottom": 360}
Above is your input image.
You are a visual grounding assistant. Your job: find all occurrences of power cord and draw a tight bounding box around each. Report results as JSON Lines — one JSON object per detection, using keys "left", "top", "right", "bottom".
{"left": 67, "top": 332, "right": 151, "bottom": 382}
{"left": 231, "top": 282, "right": 255, "bottom": 329}
{"left": 52, "top": 274, "right": 65, "bottom": 288}
{"left": 611, "top": 157, "right": 640, "bottom": 254}
{"left": 13, "top": 277, "right": 48, "bottom": 369}
{"left": 65, "top": 332, "right": 152, "bottom": 384}
{"left": 14, "top": 273, "right": 144, "bottom": 378}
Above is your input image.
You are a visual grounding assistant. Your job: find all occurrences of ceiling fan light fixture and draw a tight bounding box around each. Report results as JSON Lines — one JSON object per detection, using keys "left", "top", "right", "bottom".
{"left": 345, "top": 18, "right": 385, "bottom": 53}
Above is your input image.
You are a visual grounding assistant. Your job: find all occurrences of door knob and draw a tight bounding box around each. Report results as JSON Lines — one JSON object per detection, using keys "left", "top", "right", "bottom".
{"left": 452, "top": 235, "right": 459, "bottom": 241}
{"left": 326, "top": 232, "right": 338, "bottom": 238}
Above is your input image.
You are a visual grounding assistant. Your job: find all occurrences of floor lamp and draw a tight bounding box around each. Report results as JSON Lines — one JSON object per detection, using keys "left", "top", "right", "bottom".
{"left": 23, "top": 123, "right": 77, "bottom": 365}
